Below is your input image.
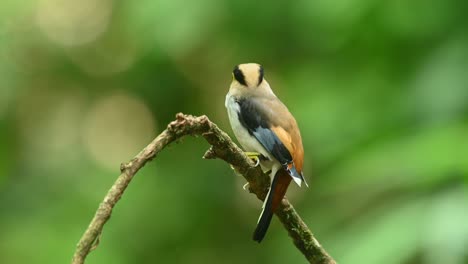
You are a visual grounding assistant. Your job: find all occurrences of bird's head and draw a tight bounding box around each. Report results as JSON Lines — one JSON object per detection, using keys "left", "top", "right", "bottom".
{"left": 229, "top": 63, "right": 275, "bottom": 97}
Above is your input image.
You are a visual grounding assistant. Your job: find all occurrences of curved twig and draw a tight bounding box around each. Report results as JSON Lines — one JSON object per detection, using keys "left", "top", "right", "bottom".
{"left": 71, "top": 113, "right": 335, "bottom": 264}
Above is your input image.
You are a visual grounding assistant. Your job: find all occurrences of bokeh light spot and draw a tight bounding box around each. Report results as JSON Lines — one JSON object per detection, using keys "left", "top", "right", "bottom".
{"left": 35, "top": 0, "right": 112, "bottom": 46}
{"left": 83, "top": 92, "right": 156, "bottom": 171}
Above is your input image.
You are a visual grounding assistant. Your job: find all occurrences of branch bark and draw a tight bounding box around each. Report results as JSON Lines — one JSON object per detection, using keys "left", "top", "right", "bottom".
{"left": 71, "top": 113, "right": 336, "bottom": 264}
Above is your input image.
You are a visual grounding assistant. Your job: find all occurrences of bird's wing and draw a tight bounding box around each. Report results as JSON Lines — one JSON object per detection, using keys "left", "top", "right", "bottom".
{"left": 236, "top": 97, "right": 306, "bottom": 186}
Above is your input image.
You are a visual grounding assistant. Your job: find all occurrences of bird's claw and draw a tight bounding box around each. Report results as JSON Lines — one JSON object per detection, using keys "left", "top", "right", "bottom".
{"left": 242, "top": 182, "right": 249, "bottom": 190}
{"left": 245, "top": 152, "right": 261, "bottom": 167}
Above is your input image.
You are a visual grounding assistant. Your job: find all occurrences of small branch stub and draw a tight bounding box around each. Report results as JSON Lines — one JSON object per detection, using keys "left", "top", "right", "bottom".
{"left": 203, "top": 146, "right": 217, "bottom": 159}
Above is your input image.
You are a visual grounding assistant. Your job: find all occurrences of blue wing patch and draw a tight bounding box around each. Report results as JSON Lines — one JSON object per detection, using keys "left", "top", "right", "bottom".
{"left": 236, "top": 99, "right": 291, "bottom": 163}
{"left": 236, "top": 98, "right": 304, "bottom": 184}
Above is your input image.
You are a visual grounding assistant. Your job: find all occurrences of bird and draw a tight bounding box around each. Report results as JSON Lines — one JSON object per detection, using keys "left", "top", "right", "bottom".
{"left": 225, "top": 63, "right": 307, "bottom": 242}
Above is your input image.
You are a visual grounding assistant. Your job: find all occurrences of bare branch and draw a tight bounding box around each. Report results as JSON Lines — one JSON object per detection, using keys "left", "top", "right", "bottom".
{"left": 71, "top": 113, "right": 336, "bottom": 264}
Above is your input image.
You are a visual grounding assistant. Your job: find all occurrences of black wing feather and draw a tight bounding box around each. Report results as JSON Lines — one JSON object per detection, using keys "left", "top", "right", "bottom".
{"left": 236, "top": 98, "right": 292, "bottom": 166}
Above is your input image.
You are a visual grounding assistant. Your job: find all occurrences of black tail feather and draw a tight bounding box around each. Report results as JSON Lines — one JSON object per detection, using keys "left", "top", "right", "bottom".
{"left": 252, "top": 171, "right": 281, "bottom": 243}
{"left": 253, "top": 209, "right": 274, "bottom": 242}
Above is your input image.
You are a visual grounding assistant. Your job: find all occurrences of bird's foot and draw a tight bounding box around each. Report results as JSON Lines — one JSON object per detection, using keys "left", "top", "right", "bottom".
{"left": 245, "top": 152, "right": 261, "bottom": 167}
{"left": 242, "top": 182, "right": 249, "bottom": 190}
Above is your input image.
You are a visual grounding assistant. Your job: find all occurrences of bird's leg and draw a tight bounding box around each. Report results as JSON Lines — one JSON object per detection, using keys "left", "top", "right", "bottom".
{"left": 242, "top": 152, "right": 264, "bottom": 190}
{"left": 245, "top": 151, "right": 261, "bottom": 167}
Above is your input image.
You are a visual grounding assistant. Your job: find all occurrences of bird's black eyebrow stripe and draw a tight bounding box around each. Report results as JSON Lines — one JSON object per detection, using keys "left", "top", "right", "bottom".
{"left": 258, "top": 65, "right": 264, "bottom": 86}
{"left": 233, "top": 65, "right": 247, "bottom": 86}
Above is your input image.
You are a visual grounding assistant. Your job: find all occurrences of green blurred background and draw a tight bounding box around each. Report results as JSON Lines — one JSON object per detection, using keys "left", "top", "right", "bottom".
{"left": 1, "top": 0, "right": 468, "bottom": 263}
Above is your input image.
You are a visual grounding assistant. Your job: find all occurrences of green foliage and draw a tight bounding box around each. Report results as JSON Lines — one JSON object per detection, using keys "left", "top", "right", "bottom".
{"left": 0, "top": 0, "right": 467, "bottom": 263}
